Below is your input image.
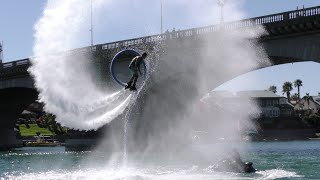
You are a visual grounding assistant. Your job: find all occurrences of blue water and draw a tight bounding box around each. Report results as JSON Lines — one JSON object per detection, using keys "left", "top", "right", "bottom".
{"left": 1, "top": 140, "right": 319, "bottom": 179}
{"left": 245, "top": 140, "right": 320, "bottom": 179}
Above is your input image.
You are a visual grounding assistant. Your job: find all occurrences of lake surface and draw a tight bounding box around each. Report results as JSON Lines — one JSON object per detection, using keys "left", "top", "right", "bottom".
{"left": 1, "top": 140, "right": 319, "bottom": 180}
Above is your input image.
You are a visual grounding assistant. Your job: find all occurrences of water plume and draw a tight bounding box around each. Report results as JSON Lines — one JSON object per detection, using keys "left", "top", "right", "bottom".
{"left": 113, "top": 0, "right": 270, "bottom": 165}
{"left": 29, "top": 0, "right": 130, "bottom": 130}
{"left": 30, "top": 0, "right": 270, "bottom": 173}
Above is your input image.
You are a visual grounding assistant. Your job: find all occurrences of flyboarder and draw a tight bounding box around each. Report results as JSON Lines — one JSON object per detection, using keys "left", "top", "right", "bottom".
{"left": 125, "top": 52, "right": 148, "bottom": 91}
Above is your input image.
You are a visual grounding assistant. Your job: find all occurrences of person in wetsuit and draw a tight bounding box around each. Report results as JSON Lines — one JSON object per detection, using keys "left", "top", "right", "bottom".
{"left": 230, "top": 149, "right": 257, "bottom": 173}
{"left": 125, "top": 52, "right": 148, "bottom": 91}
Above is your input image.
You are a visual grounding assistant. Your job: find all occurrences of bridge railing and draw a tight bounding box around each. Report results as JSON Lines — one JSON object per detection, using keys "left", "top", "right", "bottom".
{"left": 289, "top": 6, "right": 320, "bottom": 19}
{"left": 0, "top": 58, "right": 30, "bottom": 69}
{"left": 100, "top": 6, "right": 320, "bottom": 50}
{"left": 2, "top": 6, "right": 320, "bottom": 68}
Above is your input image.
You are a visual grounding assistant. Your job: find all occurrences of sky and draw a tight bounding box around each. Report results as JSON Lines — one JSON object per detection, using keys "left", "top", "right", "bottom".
{"left": 0, "top": 0, "right": 319, "bottom": 96}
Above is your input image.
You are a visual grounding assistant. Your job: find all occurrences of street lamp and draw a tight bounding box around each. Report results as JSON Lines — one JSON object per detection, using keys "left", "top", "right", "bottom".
{"left": 90, "top": 0, "right": 94, "bottom": 46}
{"left": 217, "top": 0, "right": 228, "bottom": 24}
{"left": 161, "top": 0, "right": 163, "bottom": 34}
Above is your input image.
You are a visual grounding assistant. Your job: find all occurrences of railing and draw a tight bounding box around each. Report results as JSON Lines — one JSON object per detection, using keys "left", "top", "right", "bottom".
{"left": 289, "top": 7, "right": 320, "bottom": 19}
{"left": 1, "top": 58, "right": 30, "bottom": 69}
{"left": 1, "top": 6, "right": 320, "bottom": 70}
{"left": 100, "top": 5, "right": 320, "bottom": 50}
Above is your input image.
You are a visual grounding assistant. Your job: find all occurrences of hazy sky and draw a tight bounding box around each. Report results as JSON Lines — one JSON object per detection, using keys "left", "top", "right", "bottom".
{"left": 0, "top": 0, "right": 319, "bottom": 96}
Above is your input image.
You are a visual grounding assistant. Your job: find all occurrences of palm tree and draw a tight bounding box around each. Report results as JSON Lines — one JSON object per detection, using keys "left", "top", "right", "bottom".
{"left": 294, "top": 79, "right": 303, "bottom": 99}
{"left": 268, "top": 85, "right": 277, "bottom": 94}
{"left": 282, "top": 81, "right": 293, "bottom": 101}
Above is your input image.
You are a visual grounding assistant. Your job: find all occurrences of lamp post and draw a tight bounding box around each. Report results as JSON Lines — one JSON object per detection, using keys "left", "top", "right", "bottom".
{"left": 90, "top": 0, "right": 94, "bottom": 46}
{"left": 161, "top": 0, "right": 163, "bottom": 34}
{"left": 217, "top": 0, "right": 228, "bottom": 24}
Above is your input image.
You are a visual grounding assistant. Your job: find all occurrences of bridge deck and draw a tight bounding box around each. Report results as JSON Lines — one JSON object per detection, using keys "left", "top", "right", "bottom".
{"left": 1, "top": 5, "right": 320, "bottom": 74}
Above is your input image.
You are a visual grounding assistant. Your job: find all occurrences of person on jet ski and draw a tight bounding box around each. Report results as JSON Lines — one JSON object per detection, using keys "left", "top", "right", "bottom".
{"left": 230, "top": 149, "right": 257, "bottom": 173}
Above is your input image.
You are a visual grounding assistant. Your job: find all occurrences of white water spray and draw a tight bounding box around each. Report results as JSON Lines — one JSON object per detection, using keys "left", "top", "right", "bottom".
{"left": 100, "top": 0, "right": 271, "bottom": 164}
{"left": 30, "top": 0, "right": 271, "bottom": 175}
{"left": 29, "top": 0, "right": 130, "bottom": 130}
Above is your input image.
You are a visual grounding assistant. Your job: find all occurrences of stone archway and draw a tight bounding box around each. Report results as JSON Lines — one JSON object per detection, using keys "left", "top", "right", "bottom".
{"left": 0, "top": 87, "right": 38, "bottom": 150}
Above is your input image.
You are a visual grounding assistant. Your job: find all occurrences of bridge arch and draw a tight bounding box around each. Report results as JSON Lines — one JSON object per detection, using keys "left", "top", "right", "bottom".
{"left": 0, "top": 87, "right": 38, "bottom": 150}
{"left": 215, "top": 60, "right": 320, "bottom": 94}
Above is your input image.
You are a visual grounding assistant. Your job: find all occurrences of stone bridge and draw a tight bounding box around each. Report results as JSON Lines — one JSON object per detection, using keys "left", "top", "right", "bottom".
{"left": 1, "top": 6, "right": 320, "bottom": 150}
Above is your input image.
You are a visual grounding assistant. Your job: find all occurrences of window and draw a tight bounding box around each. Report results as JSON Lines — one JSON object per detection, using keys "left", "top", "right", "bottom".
{"left": 269, "top": 110, "right": 272, "bottom": 117}
{"left": 266, "top": 99, "right": 272, "bottom": 106}
{"left": 272, "top": 110, "right": 279, "bottom": 117}
{"left": 268, "top": 109, "right": 279, "bottom": 117}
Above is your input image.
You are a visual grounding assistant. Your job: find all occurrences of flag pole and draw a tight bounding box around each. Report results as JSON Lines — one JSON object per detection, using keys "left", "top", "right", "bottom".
{"left": 161, "top": 0, "right": 163, "bottom": 34}
{"left": 90, "top": 0, "right": 94, "bottom": 46}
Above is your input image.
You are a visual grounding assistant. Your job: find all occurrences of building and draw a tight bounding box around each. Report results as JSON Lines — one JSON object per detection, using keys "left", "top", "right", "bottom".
{"left": 238, "top": 91, "right": 314, "bottom": 140}
{"left": 294, "top": 94, "right": 320, "bottom": 115}
{"left": 201, "top": 90, "right": 294, "bottom": 118}
{"left": 196, "top": 90, "right": 313, "bottom": 140}
{"left": 279, "top": 97, "right": 295, "bottom": 117}
{"left": 237, "top": 90, "right": 294, "bottom": 118}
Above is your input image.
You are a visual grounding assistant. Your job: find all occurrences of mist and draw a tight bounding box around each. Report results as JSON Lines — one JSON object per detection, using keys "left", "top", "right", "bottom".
{"left": 29, "top": 0, "right": 131, "bottom": 130}
{"left": 30, "top": 0, "right": 270, "bottom": 173}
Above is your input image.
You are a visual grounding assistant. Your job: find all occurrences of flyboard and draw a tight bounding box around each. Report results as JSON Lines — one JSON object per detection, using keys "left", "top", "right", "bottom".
{"left": 110, "top": 49, "right": 147, "bottom": 92}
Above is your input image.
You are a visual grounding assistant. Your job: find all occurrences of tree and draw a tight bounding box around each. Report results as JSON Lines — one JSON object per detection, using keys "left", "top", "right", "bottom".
{"left": 291, "top": 93, "right": 300, "bottom": 102}
{"left": 294, "top": 79, "right": 303, "bottom": 98}
{"left": 268, "top": 85, "right": 277, "bottom": 94}
{"left": 282, "top": 81, "right": 293, "bottom": 101}
{"left": 42, "top": 113, "right": 66, "bottom": 135}
{"left": 304, "top": 114, "right": 320, "bottom": 132}
{"left": 305, "top": 93, "right": 311, "bottom": 109}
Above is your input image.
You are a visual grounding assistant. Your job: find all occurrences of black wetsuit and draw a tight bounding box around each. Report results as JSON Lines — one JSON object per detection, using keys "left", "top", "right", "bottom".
{"left": 127, "top": 56, "right": 143, "bottom": 87}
